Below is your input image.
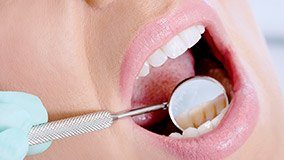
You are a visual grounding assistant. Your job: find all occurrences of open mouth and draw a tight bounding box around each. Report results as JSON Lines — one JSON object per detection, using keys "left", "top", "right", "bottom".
{"left": 131, "top": 25, "right": 233, "bottom": 137}
{"left": 119, "top": 0, "right": 259, "bottom": 159}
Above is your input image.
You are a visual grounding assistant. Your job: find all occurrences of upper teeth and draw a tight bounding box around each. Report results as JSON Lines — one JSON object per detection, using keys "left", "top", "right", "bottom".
{"left": 169, "top": 102, "right": 229, "bottom": 138}
{"left": 169, "top": 94, "right": 229, "bottom": 138}
{"left": 176, "top": 94, "right": 227, "bottom": 129}
{"left": 169, "top": 106, "right": 229, "bottom": 138}
{"left": 137, "top": 25, "right": 205, "bottom": 78}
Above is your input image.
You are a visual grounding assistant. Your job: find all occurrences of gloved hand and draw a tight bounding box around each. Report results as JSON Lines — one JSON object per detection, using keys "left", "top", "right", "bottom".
{"left": 0, "top": 92, "right": 52, "bottom": 160}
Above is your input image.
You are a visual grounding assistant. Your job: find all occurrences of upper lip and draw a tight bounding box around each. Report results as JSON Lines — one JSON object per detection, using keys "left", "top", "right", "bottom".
{"left": 119, "top": 0, "right": 259, "bottom": 159}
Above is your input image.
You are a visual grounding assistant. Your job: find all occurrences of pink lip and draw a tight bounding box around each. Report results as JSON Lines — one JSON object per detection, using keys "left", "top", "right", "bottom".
{"left": 119, "top": 0, "right": 259, "bottom": 159}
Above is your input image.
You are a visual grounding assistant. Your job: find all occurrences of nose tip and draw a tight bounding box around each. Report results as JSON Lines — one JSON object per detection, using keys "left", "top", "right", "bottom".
{"left": 85, "top": 0, "right": 114, "bottom": 8}
{"left": 86, "top": 0, "right": 177, "bottom": 16}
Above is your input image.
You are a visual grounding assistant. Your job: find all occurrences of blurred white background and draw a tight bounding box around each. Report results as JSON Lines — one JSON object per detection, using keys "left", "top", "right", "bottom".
{"left": 249, "top": 0, "right": 284, "bottom": 90}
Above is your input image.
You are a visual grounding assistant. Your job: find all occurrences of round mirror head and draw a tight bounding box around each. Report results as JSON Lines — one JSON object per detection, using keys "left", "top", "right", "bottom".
{"left": 168, "top": 76, "right": 229, "bottom": 131}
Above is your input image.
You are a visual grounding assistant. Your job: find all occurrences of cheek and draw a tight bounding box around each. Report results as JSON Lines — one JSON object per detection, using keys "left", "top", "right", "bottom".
{"left": 0, "top": 0, "right": 88, "bottom": 89}
{"left": 0, "top": 47, "right": 99, "bottom": 119}
{"left": 0, "top": 0, "right": 107, "bottom": 119}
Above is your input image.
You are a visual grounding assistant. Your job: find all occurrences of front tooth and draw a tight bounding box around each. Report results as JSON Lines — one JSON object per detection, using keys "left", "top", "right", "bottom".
{"left": 214, "top": 95, "right": 227, "bottom": 114}
{"left": 169, "top": 132, "right": 182, "bottom": 138}
{"left": 147, "top": 49, "right": 168, "bottom": 67}
{"left": 197, "top": 121, "right": 213, "bottom": 135}
{"left": 179, "top": 26, "right": 201, "bottom": 49}
{"left": 138, "top": 62, "right": 150, "bottom": 77}
{"left": 176, "top": 109, "right": 195, "bottom": 130}
{"left": 196, "top": 25, "right": 205, "bottom": 34}
{"left": 183, "top": 127, "right": 199, "bottom": 138}
{"left": 191, "top": 109, "right": 205, "bottom": 128}
{"left": 161, "top": 35, "right": 188, "bottom": 59}
{"left": 204, "top": 104, "right": 215, "bottom": 121}
{"left": 211, "top": 113, "right": 223, "bottom": 127}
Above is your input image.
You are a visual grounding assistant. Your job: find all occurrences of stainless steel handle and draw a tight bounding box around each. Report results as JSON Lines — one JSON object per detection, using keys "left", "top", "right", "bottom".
{"left": 28, "top": 104, "right": 167, "bottom": 146}
{"left": 28, "top": 111, "right": 113, "bottom": 146}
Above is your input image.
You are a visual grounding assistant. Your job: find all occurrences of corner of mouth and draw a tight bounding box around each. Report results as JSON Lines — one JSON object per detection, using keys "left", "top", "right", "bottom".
{"left": 118, "top": 1, "right": 259, "bottom": 159}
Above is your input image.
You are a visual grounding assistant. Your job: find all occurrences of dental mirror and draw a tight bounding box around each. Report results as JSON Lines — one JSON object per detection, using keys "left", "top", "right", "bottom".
{"left": 168, "top": 76, "right": 229, "bottom": 131}
{"left": 28, "top": 76, "right": 229, "bottom": 145}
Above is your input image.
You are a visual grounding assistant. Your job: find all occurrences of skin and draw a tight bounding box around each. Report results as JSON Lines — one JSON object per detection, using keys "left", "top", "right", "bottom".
{"left": 0, "top": 0, "right": 283, "bottom": 159}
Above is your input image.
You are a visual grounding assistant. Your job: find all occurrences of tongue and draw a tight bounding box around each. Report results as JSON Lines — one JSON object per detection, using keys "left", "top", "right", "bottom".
{"left": 131, "top": 51, "right": 195, "bottom": 128}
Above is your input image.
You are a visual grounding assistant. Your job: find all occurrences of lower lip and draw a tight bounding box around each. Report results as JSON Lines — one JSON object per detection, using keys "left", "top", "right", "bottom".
{"left": 119, "top": 1, "right": 259, "bottom": 159}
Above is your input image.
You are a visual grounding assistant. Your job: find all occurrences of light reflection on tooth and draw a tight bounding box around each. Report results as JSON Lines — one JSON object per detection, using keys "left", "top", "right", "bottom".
{"left": 138, "top": 62, "right": 150, "bottom": 77}
{"left": 179, "top": 26, "right": 201, "bottom": 49}
{"left": 211, "top": 112, "right": 223, "bottom": 127}
{"left": 220, "top": 106, "right": 229, "bottom": 116}
{"left": 161, "top": 35, "right": 187, "bottom": 59}
{"left": 183, "top": 127, "right": 199, "bottom": 138}
{"left": 169, "top": 132, "right": 182, "bottom": 138}
{"left": 211, "top": 107, "right": 229, "bottom": 127}
{"left": 197, "top": 121, "right": 213, "bottom": 135}
{"left": 147, "top": 49, "right": 168, "bottom": 67}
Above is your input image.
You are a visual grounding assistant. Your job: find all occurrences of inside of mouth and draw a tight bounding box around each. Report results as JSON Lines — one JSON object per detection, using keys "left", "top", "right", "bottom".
{"left": 131, "top": 31, "right": 233, "bottom": 136}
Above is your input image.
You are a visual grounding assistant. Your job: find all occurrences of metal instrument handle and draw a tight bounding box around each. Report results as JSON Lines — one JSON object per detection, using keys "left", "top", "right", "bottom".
{"left": 28, "top": 111, "right": 113, "bottom": 146}
{"left": 28, "top": 104, "right": 167, "bottom": 146}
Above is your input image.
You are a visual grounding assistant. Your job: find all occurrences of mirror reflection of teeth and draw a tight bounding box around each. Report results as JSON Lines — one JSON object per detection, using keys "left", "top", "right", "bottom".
{"left": 170, "top": 94, "right": 229, "bottom": 138}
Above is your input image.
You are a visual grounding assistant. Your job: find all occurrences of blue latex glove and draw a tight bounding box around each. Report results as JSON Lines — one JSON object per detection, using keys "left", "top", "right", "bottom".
{"left": 0, "top": 92, "right": 52, "bottom": 160}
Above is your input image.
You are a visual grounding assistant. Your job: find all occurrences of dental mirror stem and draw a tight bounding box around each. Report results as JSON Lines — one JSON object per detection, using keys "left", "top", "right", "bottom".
{"left": 28, "top": 76, "right": 228, "bottom": 146}
{"left": 113, "top": 103, "right": 168, "bottom": 120}
{"left": 28, "top": 103, "right": 168, "bottom": 146}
